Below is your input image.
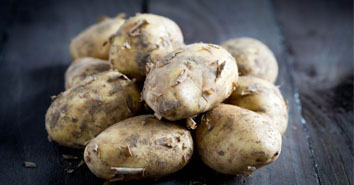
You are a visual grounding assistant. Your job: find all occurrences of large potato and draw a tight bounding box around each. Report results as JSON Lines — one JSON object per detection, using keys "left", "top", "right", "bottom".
{"left": 221, "top": 37, "right": 278, "bottom": 83}
{"left": 84, "top": 115, "right": 193, "bottom": 181}
{"left": 143, "top": 43, "right": 238, "bottom": 121}
{"left": 70, "top": 15, "right": 125, "bottom": 60}
{"left": 195, "top": 104, "right": 282, "bottom": 176}
{"left": 65, "top": 57, "right": 112, "bottom": 89}
{"left": 45, "top": 71, "right": 142, "bottom": 148}
{"left": 109, "top": 13, "right": 184, "bottom": 81}
{"left": 225, "top": 76, "right": 288, "bottom": 134}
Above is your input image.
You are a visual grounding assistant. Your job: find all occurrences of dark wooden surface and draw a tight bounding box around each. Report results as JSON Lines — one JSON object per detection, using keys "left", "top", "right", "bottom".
{"left": 0, "top": 0, "right": 352, "bottom": 185}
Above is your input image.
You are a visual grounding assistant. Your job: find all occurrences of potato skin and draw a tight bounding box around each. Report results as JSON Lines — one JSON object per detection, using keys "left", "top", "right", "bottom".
{"left": 195, "top": 104, "right": 282, "bottom": 176}
{"left": 70, "top": 15, "right": 125, "bottom": 60}
{"left": 221, "top": 37, "right": 278, "bottom": 83}
{"left": 109, "top": 13, "right": 184, "bottom": 81}
{"left": 84, "top": 115, "right": 193, "bottom": 181}
{"left": 143, "top": 43, "right": 238, "bottom": 121}
{"left": 45, "top": 71, "right": 142, "bottom": 148}
{"left": 65, "top": 57, "right": 112, "bottom": 89}
{"left": 225, "top": 76, "right": 288, "bottom": 134}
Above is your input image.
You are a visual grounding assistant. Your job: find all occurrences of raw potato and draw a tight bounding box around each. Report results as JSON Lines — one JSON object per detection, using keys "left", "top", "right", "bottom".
{"left": 143, "top": 43, "right": 238, "bottom": 121}
{"left": 70, "top": 15, "right": 125, "bottom": 60}
{"left": 195, "top": 104, "right": 282, "bottom": 176}
{"left": 221, "top": 37, "right": 278, "bottom": 83}
{"left": 109, "top": 13, "right": 184, "bottom": 81}
{"left": 65, "top": 57, "right": 112, "bottom": 89}
{"left": 45, "top": 71, "right": 142, "bottom": 148}
{"left": 225, "top": 76, "right": 288, "bottom": 134}
{"left": 84, "top": 115, "right": 193, "bottom": 181}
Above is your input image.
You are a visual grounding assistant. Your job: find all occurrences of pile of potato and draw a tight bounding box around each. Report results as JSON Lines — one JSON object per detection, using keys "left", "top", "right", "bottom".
{"left": 45, "top": 13, "right": 288, "bottom": 182}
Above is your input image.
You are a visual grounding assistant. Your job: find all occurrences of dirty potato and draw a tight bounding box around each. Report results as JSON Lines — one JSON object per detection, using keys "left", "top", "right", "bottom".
{"left": 225, "top": 76, "right": 288, "bottom": 134}
{"left": 143, "top": 43, "right": 238, "bottom": 121}
{"left": 65, "top": 57, "right": 112, "bottom": 89}
{"left": 84, "top": 115, "right": 193, "bottom": 181}
{"left": 221, "top": 37, "right": 278, "bottom": 83}
{"left": 195, "top": 104, "right": 282, "bottom": 176}
{"left": 70, "top": 14, "right": 125, "bottom": 60}
{"left": 109, "top": 13, "right": 184, "bottom": 81}
{"left": 45, "top": 71, "right": 142, "bottom": 148}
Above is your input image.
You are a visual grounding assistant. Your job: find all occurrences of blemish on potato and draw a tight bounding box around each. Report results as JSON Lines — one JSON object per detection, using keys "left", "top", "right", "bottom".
{"left": 201, "top": 47, "right": 212, "bottom": 54}
{"left": 215, "top": 61, "right": 226, "bottom": 81}
{"left": 154, "top": 112, "right": 162, "bottom": 120}
{"left": 172, "top": 69, "right": 187, "bottom": 87}
{"left": 122, "top": 41, "right": 131, "bottom": 49}
{"left": 51, "top": 95, "right": 57, "bottom": 101}
{"left": 111, "top": 167, "right": 145, "bottom": 175}
{"left": 124, "top": 134, "right": 140, "bottom": 147}
{"left": 49, "top": 111, "right": 60, "bottom": 129}
{"left": 71, "top": 116, "right": 78, "bottom": 123}
{"left": 164, "top": 48, "right": 183, "bottom": 61}
{"left": 159, "top": 36, "right": 170, "bottom": 47}
{"left": 129, "top": 19, "right": 150, "bottom": 37}
{"left": 186, "top": 117, "right": 197, "bottom": 130}
{"left": 208, "top": 44, "right": 220, "bottom": 49}
{"left": 61, "top": 105, "right": 68, "bottom": 113}
{"left": 72, "top": 131, "right": 81, "bottom": 138}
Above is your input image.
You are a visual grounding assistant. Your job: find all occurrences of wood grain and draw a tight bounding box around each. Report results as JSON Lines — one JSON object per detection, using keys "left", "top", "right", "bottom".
{"left": 274, "top": 0, "right": 353, "bottom": 184}
{"left": 0, "top": 0, "right": 142, "bottom": 185}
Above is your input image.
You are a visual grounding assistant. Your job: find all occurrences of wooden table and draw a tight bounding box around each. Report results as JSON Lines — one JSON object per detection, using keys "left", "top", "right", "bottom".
{"left": 0, "top": 0, "right": 352, "bottom": 184}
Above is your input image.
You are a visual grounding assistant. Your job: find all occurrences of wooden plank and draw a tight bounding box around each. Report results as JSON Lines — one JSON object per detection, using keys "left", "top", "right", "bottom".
{"left": 148, "top": 0, "right": 318, "bottom": 184}
{"left": 273, "top": 0, "right": 353, "bottom": 185}
{"left": 0, "top": 0, "right": 142, "bottom": 185}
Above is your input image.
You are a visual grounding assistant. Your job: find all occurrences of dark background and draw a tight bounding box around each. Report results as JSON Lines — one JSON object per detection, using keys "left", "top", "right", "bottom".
{"left": 0, "top": 0, "right": 352, "bottom": 185}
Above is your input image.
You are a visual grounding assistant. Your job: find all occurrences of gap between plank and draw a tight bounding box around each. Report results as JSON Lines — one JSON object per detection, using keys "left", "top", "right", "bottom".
{"left": 270, "top": 1, "right": 322, "bottom": 185}
{"left": 142, "top": 0, "right": 149, "bottom": 13}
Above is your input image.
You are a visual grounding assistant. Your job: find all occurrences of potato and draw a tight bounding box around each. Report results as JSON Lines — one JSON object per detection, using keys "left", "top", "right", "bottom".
{"left": 225, "top": 76, "right": 288, "bottom": 134}
{"left": 65, "top": 57, "right": 112, "bottom": 89}
{"left": 84, "top": 115, "right": 193, "bottom": 181}
{"left": 195, "top": 104, "right": 282, "bottom": 176}
{"left": 221, "top": 37, "right": 278, "bottom": 83}
{"left": 45, "top": 71, "right": 142, "bottom": 148}
{"left": 70, "top": 14, "right": 125, "bottom": 60}
{"left": 109, "top": 13, "right": 184, "bottom": 81}
{"left": 143, "top": 43, "right": 238, "bottom": 121}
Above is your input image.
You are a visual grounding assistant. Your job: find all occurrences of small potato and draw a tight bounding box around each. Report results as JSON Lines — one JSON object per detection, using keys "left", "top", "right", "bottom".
{"left": 195, "top": 104, "right": 282, "bottom": 176}
{"left": 70, "top": 15, "right": 125, "bottom": 60}
{"left": 45, "top": 71, "right": 142, "bottom": 148}
{"left": 221, "top": 37, "right": 278, "bottom": 83}
{"left": 109, "top": 13, "right": 184, "bottom": 81}
{"left": 143, "top": 43, "right": 238, "bottom": 121}
{"left": 84, "top": 115, "right": 193, "bottom": 181}
{"left": 225, "top": 76, "right": 288, "bottom": 134}
{"left": 65, "top": 57, "right": 112, "bottom": 89}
